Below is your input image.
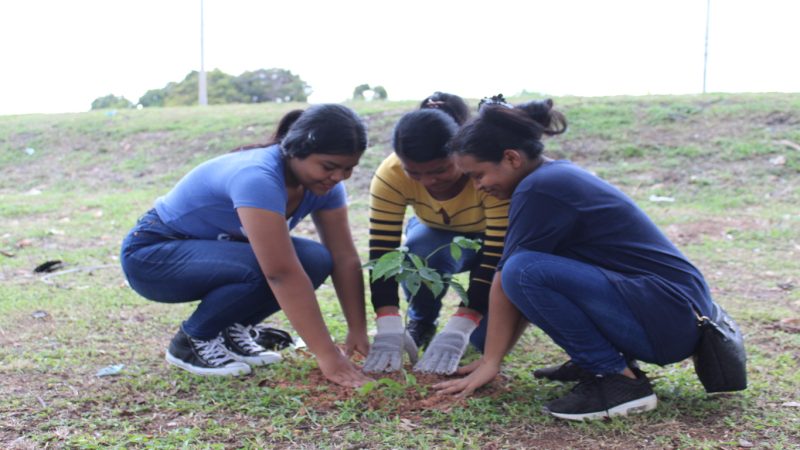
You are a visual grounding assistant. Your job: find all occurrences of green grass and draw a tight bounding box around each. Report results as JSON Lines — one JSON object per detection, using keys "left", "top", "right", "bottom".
{"left": 2, "top": 94, "right": 799, "bottom": 448}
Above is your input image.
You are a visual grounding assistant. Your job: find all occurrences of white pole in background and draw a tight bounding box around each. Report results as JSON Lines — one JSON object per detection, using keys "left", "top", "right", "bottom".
{"left": 198, "top": 0, "right": 208, "bottom": 106}
{"left": 703, "top": 0, "right": 710, "bottom": 94}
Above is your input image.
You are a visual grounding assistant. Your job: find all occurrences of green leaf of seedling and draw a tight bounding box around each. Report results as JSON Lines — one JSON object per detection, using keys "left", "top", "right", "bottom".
{"left": 406, "top": 275, "right": 422, "bottom": 298}
{"left": 449, "top": 280, "right": 469, "bottom": 306}
{"left": 422, "top": 279, "right": 445, "bottom": 298}
{"left": 454, "top": 236, "right": 482, "bottom": 251}
{"left": 418, "top": 267, "right": 441, "bottom": 283}
{"left": 449, "top": 243, "right": 463, "bottom": 262}
{"left": 408, "top": 253, "right": 424, "bottom": 270}
{"left": 383, "top": 264, "right": 405, "bottom": 280}
{"left": 371, "top": 251, "right": 405, "bottom": 281}
{"left": 395, "top": 269, "right": 418, "bottom": 283}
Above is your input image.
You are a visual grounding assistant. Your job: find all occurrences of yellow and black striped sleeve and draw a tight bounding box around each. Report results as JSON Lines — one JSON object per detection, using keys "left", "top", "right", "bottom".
{"left": 368, "top": 158, "right": 409, "bottom": 311}
{"left": 464, "top": 195, "right": 509, "bottom": 314}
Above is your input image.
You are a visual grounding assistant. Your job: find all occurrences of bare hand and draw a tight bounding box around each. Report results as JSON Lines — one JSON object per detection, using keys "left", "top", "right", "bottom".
{"left": 344, "top": 330, "right": 370, "bottom": 358}
{"left": 456, "top": 358, "right": 482, "bottom": 375}
{"left": 317, "top": 349, "right": 373, "bottom": 387}
{"left": 433, "top": 359, "right": 499, "bottom": 397}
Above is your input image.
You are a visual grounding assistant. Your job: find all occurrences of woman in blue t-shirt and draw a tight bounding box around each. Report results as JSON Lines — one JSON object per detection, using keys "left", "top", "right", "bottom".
{"left": 434, "top": 96, "right": 716, "bottom": 420}
{"left": 120, "top": 104, "right": 372, "bottom": 387}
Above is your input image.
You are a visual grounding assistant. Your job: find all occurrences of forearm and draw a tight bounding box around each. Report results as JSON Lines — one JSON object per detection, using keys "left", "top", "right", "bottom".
{"left": 507, "top": 315, "right": 529, "bottom": 355}
{"left": 267, "top": 270, "right": 339, "bottom": 357}
{"left": 482, "top": 271, "right": 521, "bottom": 366}
{"left": 330, "top": 255, "right": 367, "bottom": 334}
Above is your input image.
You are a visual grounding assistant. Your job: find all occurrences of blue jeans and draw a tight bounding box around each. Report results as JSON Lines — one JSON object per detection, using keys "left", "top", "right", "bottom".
{"left": 501, "top": 250, "right": 699, "bottom": 375}
{"left": 120, "top": 209, "right": 332, "bottom": 340}
{"left": 403, "top": 217, "right": 487, "bottom": 350}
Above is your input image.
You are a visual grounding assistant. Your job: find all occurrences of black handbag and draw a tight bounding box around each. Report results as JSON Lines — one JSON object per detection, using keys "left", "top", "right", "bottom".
{"left": 692, "top": 302, "right": 748, "bottom": 393}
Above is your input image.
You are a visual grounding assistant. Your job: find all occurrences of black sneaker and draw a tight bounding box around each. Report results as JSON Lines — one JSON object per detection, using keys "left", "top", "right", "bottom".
{"left": 534, "top": 360, "right": 589, "bottom": 382}
{"left": 544, "top": 369, "right": 657, "bottom": 421}
{"left": 406, "top": 319, "right": 437, "bottom": 350}
{"left": 251, "top": 324, "right": 294, "bottom": 350}
{"left": 165, "top": 328, "right": 251, "bottom": 376}
{"left": 221, "top": 323, "right": 282, "bottom": 366}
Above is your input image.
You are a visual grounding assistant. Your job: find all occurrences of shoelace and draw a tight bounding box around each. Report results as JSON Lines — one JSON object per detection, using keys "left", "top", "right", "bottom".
{"left": 192, "top": 335, "right": 235, "bottom": 366}
{"left": 228, "top": 324, "right": 266, "bottom": 354}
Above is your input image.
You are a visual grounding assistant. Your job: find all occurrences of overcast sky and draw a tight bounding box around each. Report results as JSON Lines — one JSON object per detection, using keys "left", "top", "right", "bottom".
{"left": 1, "top": 0, "right": 798, "bottom": 116}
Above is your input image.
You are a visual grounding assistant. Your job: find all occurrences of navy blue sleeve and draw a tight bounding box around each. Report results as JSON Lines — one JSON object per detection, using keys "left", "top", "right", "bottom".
{"left": 497, "top": 190, "right": 578, "bottom": 270}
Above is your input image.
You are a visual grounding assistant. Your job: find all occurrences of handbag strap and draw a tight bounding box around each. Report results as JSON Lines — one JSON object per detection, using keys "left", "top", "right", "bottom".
{"left": 691, "top": 304, "right": 711, "bottom": 326}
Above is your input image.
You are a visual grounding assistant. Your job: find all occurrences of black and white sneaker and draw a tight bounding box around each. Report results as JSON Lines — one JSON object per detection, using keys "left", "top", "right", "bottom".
{"left": 535, "top": 359, "right": 641, "bottom": 383}
{"left": 251, "top": 324, "right": 294, "bottom": 350}
{"left": 534, "top": 360, "right": 589, "bottom": 382}
{"left": 222, "top": 323, "right": 282, "bottom": 366}
{"left": 165, "top": 328, "right": 251, "bottom": 376}
{"left": 544, "top": 369, "right": 657, "bottom": 421}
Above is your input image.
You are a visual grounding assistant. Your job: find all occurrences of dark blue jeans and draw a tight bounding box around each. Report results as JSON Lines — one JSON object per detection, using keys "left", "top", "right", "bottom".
{"left": 501, "top": 250, "right": 699, "bottom": 375}
{"left": 120, "top": 209, "right": 332, "bottom": 340}
{"left": 403, "top": 217, "right": 487, "bottom": 350}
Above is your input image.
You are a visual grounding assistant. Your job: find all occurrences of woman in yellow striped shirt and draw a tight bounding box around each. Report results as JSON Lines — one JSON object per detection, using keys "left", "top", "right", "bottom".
{"left": 363, "top": 93, "right": 509, "bottom": 374}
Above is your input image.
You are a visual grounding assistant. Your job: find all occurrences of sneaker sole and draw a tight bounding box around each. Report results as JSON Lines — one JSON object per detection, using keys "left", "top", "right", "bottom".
{"left": 165, "top": 351, "right": 252, "bottom": 376}
{"left": 229, "top": 351, "right": 282, "bottom": 367}
{"left": 547, "top": 394, "right": 658, "bottom": 421}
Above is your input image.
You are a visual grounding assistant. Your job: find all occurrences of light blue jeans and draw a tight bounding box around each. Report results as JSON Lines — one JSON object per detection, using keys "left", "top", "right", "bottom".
{"left": 120, "top": 209, "right": 332, "bottom": 340}
{"left": 403, "top": 217, "right": 487, "bottom": 350}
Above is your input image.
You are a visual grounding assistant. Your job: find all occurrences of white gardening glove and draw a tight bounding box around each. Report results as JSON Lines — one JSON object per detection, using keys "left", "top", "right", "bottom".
{"left": 362, "top": 315, "right": 419, "bottom": 373}
{"left": 414, "top": 315, "right": 478, "bottom": 375}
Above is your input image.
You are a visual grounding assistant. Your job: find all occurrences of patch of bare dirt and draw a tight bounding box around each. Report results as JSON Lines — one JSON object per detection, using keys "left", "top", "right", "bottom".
{"left": 257, "top": 367, "right": 509, "bottom": 415}
{"left": 662, "top": 216, "right": 769, "bottom": 246}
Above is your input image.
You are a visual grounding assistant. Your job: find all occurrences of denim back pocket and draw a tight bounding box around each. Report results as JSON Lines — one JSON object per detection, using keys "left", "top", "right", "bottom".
{"left": 122, "top": 209, "right": 188, "bottom": 254}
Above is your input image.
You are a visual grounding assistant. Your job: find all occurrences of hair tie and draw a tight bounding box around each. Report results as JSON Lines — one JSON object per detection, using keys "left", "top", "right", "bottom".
{"left": 478, "top": 94, "right": 512, "bottom": 111}
{"left": 424, "top": 99, "right": 445, "bottom": 109}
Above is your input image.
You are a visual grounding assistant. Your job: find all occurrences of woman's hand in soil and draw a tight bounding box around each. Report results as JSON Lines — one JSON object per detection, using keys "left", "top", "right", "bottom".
{"left": 432, "top": 359, "right": 500, "bottom": 397}
{"left": 456, "top": 358, "right": 482, "bottom": 375}
{"left": 317, "top": 349, "right": 373, "bottom": 387}
{"left": 344, "top": 330, "right": 370, "bottom": 358}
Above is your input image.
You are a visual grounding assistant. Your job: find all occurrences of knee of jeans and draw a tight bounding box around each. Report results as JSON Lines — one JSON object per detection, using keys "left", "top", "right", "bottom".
{"left": 405, "top": 238, "right": 437, "bottom": 260}
{"left": 306, "top": 247, "right": 333, "bottom": 288}
{"left": 501, "top": 253, "right": 553, "bottom": 294}
{"left": 500, "top": 255, "right": 529, "bottom": 303}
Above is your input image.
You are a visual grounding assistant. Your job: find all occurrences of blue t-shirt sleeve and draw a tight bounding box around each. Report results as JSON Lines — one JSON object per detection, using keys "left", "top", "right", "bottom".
{"left": 498, "top": 190, "right": 578, "bottom": 270}
{"left": 320, "top": 183, "right": 348, "bottom": 210}
{"left": 227, "top": 165, "right": 286, "bottom": 214}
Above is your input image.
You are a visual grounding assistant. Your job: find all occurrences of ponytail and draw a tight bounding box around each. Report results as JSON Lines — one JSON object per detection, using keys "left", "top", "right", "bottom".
{"left": 516, "top": 99, "right": 567, "bottom": 136}
{"left": 230, "top": 109, "right": 305, "bottom": 153}
{"left": 419, "top": 91, "right": 470, "bottom": 126}
{"left": 450, "top": 95, "right": 567, "bottom": 163}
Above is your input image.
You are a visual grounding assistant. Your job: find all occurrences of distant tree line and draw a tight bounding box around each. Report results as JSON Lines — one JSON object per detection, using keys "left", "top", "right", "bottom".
{"left": 91, "top": 68, "right": 311, "bottom": 110}
{"left": 352, "top": 83, "right": 388, "bottom": 101}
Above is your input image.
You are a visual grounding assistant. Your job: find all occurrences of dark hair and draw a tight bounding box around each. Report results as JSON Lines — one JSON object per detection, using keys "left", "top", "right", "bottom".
{"left": 230, "top": 109, "right": 305, "bottom": 152}
{"left": 281, "top": 104, "right": 368, "bottom": 158}
{"left": 230, "top": 105, "right": 366, "bottom": 157}
{"left": 450, "top": 98, "right": 567, "bottom": 162}
{"left": 393, "top": 108, "right": 459, "bottom": 163}
{"left": 419, "top": 91, "right": 470, "bottom": 126}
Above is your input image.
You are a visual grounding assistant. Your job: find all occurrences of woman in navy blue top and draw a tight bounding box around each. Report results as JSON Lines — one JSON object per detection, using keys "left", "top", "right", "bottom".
{"left": 435, "top": 96, "right": 715, "bottom": 421}
{"left": 121, "top": 104, "right": 372, "bottom": 387}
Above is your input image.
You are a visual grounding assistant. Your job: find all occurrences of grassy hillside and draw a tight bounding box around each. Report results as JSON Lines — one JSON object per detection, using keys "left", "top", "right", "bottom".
{"left": 1, "top": 94, "right": 799, "bottom": 449}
